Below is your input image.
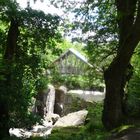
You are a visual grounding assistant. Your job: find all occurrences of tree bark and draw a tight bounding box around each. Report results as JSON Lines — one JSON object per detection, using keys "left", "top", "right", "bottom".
{"left": 4, "top": 18, "right": 19, "bottom": 60}
{"left": 0, "top": 18, "right": 19, "bottom": 138}
{"left": 102, "top": 0, "right": 140, "bottom": 130}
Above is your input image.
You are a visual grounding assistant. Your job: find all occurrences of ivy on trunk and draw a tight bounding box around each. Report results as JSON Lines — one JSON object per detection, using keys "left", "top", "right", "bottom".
{"left": 0, "top": 18, "right": 19, "bottom": 138}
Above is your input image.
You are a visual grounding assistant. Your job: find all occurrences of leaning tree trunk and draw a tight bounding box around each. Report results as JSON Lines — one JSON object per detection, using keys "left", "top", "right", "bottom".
{"left": 0, "top": 18, "right": 19, "bottom": 138}
{"left": 102, "top": 29, "right": 140, "bottom": 130}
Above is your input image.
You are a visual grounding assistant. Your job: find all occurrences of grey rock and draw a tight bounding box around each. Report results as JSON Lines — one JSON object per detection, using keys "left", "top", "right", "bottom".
{"left": 54, "top": 110, "right": 88, "bottom": 127}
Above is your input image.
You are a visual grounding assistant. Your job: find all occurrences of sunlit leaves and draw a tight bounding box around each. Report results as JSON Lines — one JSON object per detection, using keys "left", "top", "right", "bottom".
{"left": 0, "top": 0, "right": 62, "bottom": 128}
{"left": 49, "top": 0, "right": 118, "bottom": 71}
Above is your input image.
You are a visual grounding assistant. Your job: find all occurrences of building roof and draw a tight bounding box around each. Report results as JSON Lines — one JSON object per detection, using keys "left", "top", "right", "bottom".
{"left": 54, "top": 48, "right": 93, "bottom": 67}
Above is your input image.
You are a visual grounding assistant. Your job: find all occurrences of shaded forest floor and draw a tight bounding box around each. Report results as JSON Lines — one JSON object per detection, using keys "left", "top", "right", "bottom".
{"left": 29, "top": 126, "right": 140, "bottom": 140}
{"left": 108, "top": 127, "right": 140, "bottom": 140}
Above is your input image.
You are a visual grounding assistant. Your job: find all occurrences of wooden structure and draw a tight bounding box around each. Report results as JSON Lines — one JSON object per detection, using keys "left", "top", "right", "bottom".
{"left": 54, "top": 48, "right": 92, "bottom": 75}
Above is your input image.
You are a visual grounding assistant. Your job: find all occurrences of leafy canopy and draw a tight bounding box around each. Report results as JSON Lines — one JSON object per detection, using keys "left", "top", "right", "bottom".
{"left": 0, "top": 0, "right": 62, "bottom": 128}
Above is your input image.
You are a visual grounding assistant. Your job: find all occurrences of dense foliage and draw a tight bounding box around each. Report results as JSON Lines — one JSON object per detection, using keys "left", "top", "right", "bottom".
{"left": 0, "top": 0, "right": 62, "bottom": 137}
{"left": 1, "top": 0, "right": 140, "bottom": 139}
{"left": 126, "top": 45, "right": 140, "bottom": 117}
{"left": 50, "top": 0, "right": 118, "bottom": 68}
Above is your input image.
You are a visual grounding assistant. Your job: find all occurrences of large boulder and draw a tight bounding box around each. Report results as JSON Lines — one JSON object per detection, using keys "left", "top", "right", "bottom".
{"left": 33, "top": 85, "right": 55, "bottom": 117}
{"left": 54, "top": 110, "right": 88, "bottom": 127}
{"left": 34, "top": 88, "right": 49, "bottom": 117}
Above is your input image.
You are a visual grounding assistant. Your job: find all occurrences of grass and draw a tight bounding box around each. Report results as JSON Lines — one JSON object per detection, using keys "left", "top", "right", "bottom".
{"left": 47, "top": 126, "right": 83, "bottom": 140}
{"left": 46, "top": 125, "right": 110, "bottom": 140}
{"left": 45, "top": 103, "right": 110, "bottom": 140}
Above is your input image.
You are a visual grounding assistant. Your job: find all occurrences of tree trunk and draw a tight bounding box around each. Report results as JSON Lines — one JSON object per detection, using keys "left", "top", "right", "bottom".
{"left": 102, "top": 0, "right": 140, "bottom": 130}
{"left": 0, "top": 18, "right": 19, "bottom": 138}
{"left": 0, "top": 101, "right": 10, "bottom": 138}
{"left": 4, "top": 18, "right": 19, "bottom": 60}
{"left": 102, "top": 63, "right": 125, "bottom": 130}
{"left": 102, "top": 33, "right": 140, "bottom": 130}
